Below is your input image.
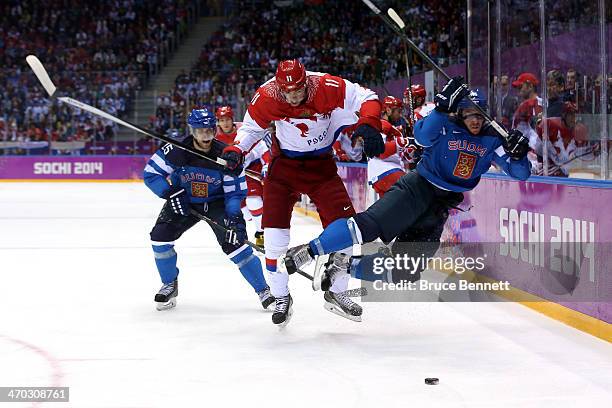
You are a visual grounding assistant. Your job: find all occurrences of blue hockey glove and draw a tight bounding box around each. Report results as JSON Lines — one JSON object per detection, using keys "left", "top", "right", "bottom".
{"left": 502, "top": 129, "right": 529, "bottom": 160}
{"left": 354, "top": 124, "right": 384, "bottom": 158}
{"left": 164, "top": 186, "right": 189, "bottom": 216}
{"left": 435, "top": 76, "right": 470, "bottom": 113}
{"left": 224, "top": 215, "right": 247, "bottom": 246}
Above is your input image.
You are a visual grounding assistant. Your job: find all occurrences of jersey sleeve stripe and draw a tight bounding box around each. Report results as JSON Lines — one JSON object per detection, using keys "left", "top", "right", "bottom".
{"left": 150, "top": 153, "right": 175, "bottom": 174}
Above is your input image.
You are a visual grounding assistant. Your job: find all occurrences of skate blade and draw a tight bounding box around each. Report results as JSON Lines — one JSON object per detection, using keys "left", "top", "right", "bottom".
{"left": 275, "top": 307, "right": 294, "bottom": 328}
{"left": 312, "top": 254, "right": 330, "bottom": 291}
{"left": 155, "top": 298, "right": 177, "bottom": 311}
{"left": 324, "top": 302, "right": 362, "bottom": 322}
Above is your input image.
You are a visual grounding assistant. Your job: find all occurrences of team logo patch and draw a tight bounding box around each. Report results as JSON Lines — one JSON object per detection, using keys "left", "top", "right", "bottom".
{"left": 191, "top": 182, "right": 209, "bottom": 198}
{"left": 453, "top": 152, "right": 477, "bottom": 179}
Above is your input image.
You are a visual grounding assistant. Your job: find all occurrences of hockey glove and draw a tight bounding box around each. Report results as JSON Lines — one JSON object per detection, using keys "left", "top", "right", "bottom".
{"left": 164, "top": 187, "right": 189, "bottom": 216}
{"left": 224, "top": 215, "right": 247, "bottom": 246}
{"left": 354, "top": 124, "right": 384, "bottom": 158}
{"left": 434, "top": 76, "right": 470, "bottom": 113}
{"left": 502, "top": 129, "right": 530, "bottom": 160}
{"left": 221, "top": 145, "right": 244, "bottom": 176}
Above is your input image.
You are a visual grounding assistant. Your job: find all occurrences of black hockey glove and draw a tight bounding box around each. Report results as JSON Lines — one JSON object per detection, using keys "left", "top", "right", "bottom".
{"left": 502, "top": 129, "right": 530, "bottom": 160}
{"left": 164, "top": 186, "right": 189, "bottom": 216}
{"left": 434, "top": 76, "right": 470, "bottom": 113}
{"left": 224, "top": 215, "right": 247, "bottom": 246}
{"left": 354, "top": 124, "right": 384, "bottom": 158}
{"left": 221, "top": 145, "right": 244, "bottom": 176}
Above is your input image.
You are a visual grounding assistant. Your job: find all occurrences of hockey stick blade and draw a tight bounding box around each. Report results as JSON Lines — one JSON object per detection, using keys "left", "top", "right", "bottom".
{"left": 387, "top": 8, "right": 406, "bottom": 29}
{"left": 26, "top": 55, "right": 57, "bottom": 97}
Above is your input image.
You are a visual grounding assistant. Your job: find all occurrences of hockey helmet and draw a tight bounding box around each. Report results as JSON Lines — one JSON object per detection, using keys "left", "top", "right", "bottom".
{"left": 275, "top": 59, "right": 307, "bottom": 92}
{"left": 457, "top": 89, "right": 488, "bottom": 113}
{"left": 188, "top": 108, "right": 216, "bottom": 129}
{"left": 215, "top": 106, "right": 234, "bottom": 119}
{"left": 404, "top": 84, "right": 426, "bottom": 99}
{"left": 383, "top": 96, "right": 403, "bottom": 109}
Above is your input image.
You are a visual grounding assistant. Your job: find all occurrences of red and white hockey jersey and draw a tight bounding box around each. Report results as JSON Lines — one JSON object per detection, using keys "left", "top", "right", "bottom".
{"left": 235, "top": 72, "right": 381, "bottom": 158}
{"left": 367, "top": 120, "right": 417, "bottom": 185}
{"left": 414, "top": 102, "right": 435, "bottom": 121}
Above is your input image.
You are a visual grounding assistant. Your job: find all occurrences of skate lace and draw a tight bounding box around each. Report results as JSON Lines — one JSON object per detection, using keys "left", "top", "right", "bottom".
{"left": 294, "top": 246, "right": 313, "bottom": 267}
{"left": 159, "top": 282, "right": 175, "bottom": 296}
{"left": 333, "top": 291, "right": 355, "bottom": 308}
{"left": 274, "top": 296, "right": 290, "bottom": 313}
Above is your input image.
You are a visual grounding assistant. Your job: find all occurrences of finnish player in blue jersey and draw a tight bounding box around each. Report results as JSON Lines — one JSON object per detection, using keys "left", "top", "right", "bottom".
{"left": 282, "top": 77, "right": 531, "bottom": 307}
{"left": 144, "top": 108, "right": 274, "bottom": 311}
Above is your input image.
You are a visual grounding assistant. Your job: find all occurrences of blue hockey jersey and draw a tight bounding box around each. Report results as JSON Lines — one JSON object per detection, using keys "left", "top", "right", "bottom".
{"left": 414, "top": 110, "right": 530, "bottom": 192}
{"left": 143, "top": 137, "right": 246, "bottom": 217}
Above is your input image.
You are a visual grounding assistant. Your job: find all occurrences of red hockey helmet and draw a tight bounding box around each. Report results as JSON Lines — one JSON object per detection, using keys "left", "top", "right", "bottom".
{"left": 215, "top": 106, "right": 234, "bottom": 119}
{"left": 275, "top": 59, "right": 307, "bottom": 92}
{"left": 404, "top": 84, "right": 426, "bottom": 99}
{"left": 383, "top": 96, "right": 403, "bottom": 109}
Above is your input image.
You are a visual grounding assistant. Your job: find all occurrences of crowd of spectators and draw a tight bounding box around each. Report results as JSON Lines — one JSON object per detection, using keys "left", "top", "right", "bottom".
{"left": 0, "top": 0, "right": 199, "bottom": 154}
{"left": 151, "top": 0, "right": 466, "bottom": 137}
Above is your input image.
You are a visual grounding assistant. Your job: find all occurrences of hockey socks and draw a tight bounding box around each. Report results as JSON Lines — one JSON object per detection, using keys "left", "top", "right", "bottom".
{"left": 308, "top": 218, "right": 355, "bottom": 256}
{"left": 229, "top": 245, "right": 267, "bottom": 293}
{"left": 152, "top": 243, "right": 179, "bottom": 284}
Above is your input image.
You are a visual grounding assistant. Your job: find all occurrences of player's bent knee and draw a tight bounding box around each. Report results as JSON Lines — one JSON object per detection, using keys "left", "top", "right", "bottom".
{"left": 352, "top": 214, "right": 381, "bottom": 243}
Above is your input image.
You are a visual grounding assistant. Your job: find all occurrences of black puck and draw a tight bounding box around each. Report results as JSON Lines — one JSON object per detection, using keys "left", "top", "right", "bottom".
{"left": 425, "top": 377, "right": 439, "bottom": 385}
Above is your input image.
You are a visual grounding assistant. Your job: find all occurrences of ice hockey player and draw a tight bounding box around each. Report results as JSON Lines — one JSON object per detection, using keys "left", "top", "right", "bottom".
{"left": 215, "top": 105, "right": 268, "bottom": 247}
{"left": 283, "top": 77, "right": 531, "bottom": 305}
{"left": 220, "top": 59, "right": 386, "bottom": 326}
{"left": 405, "top": 84, "right": 435, "bottom": 121}
{"left": 382, "top": 96, "right": 408, "bottom": 135}
{"left": 368, "top": 119, "right": 420, "bottom": 198}
{"left": 144, "top": 108, "right": 274, "bottom": 311}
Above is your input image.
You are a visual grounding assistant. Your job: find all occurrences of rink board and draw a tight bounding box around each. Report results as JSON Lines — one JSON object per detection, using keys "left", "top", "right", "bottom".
{"left": 0, "top": 156, "right": 148, "bottom": 180}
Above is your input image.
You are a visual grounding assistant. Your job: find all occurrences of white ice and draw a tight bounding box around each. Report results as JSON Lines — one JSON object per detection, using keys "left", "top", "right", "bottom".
{"left": 0, "top": 182, "right": 610, "bottom": 408}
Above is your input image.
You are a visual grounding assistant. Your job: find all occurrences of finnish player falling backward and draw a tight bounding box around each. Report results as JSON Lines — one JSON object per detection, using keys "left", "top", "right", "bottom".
{"left": 144, "top": 108, "right": 275, "bottom": 311}
{"left": 220, "top": 59, "right": 386, "bottom": 326}
{"left": 283, "top": 77, "right": 532, "bottom": 315}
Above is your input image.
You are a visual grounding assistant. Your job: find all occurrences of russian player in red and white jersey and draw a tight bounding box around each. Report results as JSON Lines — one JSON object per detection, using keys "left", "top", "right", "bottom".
{"left": 404, "top": 84, "right": 435, "bottom": 121}
{"left": 367, "top": 120, "right": 420, "bottom": 197}
{"left": 215, "top": 106, "right": 268, "bottom": 246}
{"left": 220, "top": 59, "right": 384, "bottom": 325}
{"left": 382, "top": 96, "right": 408, "bottom": 135}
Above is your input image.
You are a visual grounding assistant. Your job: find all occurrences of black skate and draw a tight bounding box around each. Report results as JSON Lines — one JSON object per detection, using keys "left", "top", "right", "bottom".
{"left": 282, "top": 244, "right": 314, "bottom": 274}
{"left": 271, "top": 294, "right": 293, "bottom": 327}
{"left": 257, "top": 287, "right": 276, "bottom": 310}
{"left": 323, "top": 291, "right": 362, "bottom": 322}
{"left": 155, "top": 279, "right": 178, "bottom": 311}
{"left": 313, "top": 252, "right": 350, "bottom": 291}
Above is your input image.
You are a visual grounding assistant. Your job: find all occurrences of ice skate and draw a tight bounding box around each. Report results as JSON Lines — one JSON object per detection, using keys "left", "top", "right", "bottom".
{"left": 257, "top": 287, "right": 275, "bottom": 310}
{"left": 154, "top": 279, "right": 178, "bottom": 311}
{"left": 271, "top": 294, "right": 293, "bottom": 327}
{"left": 254, "top": 231, "right": 264, "bottom": 247}
{"left": 282, "top": 244, "right": 314, "bottom": 274}
{"left": 313, "top": 252, "right": 350, "bottom": 291}
{"left": 323, "top": 290, "right": 362, "bottom": 322}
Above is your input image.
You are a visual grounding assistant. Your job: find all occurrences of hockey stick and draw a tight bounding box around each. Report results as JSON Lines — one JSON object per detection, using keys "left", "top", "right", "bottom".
{"left": 535, "top": 144, "right": 600, "bottom": 176}
{"left": 25, "top": 55, "right": 262, "bottom": 182}
{"left": 188, "top": 209, "right": 316, "bottom": 282}
{"left": 360, "top": 2, "right": 510, "bottom": 142}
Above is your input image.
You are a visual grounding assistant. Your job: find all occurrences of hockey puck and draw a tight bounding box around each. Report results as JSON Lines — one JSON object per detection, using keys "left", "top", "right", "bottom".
{"left": 425, "top": 378, "right": 439, "bottom": 385}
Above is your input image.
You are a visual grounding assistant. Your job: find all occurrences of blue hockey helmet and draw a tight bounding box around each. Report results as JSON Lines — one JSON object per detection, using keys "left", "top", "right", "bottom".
{"left": 457, "top": 89, "right": 487, "bottom": 113}
{"left": 187, "top": 108, "right": 216, "bottom": 129}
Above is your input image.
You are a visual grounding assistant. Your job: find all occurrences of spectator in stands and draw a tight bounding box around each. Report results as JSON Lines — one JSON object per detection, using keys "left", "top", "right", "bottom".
{"left": 546, "top": 69, "right": 566, "bottom": 117}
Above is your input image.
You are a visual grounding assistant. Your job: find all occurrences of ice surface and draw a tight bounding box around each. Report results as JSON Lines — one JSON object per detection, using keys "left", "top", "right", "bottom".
{"left": 0, "top": 182, "right": 610, "bottom": 408}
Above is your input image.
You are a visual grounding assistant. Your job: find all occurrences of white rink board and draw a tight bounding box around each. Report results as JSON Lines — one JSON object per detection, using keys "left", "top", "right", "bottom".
{"left": 0, "top": 182, "right": 611, "bottom": 408}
